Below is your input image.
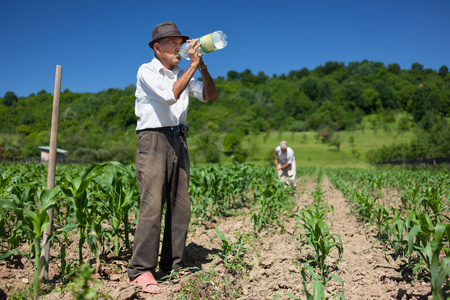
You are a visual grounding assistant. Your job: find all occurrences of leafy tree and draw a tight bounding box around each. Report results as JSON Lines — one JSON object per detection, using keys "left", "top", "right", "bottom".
{"left": 411, "top": 62, "right": 424, "bottom": 73}
{"left": 375, "top": 80, "right": 399, "bottom": 109}
{"left": 3, "top": 91, "right": 18, "bottom": 106}
{"left": 439, "top": 65, "right": 449, "bottom": 78}
{"left": 387, "top": 63, "right": 401, "bottom": 75}
{"left": 64, "top": 107, "right": 78, "bottom": 121}
{"left": 288, "top": 67, "right": 309, "bottom": 79}
{"left": 317, "top": 80, "right": 334, "bottom": 103}
{"left": 282, "top": 90, "right": 313, "bottom": 121}
{"left": 256, "top": 71, "right": 269, "bottom": 84}
{"left": 123, "top": 83, "right": 136, "bottom": 95}
{"left": 227, "top": 70, "right": 240, "bottom": 80}
{"left": 343, "top": 82, "right": 364, "bottom": 110}
{"left": 410, "top": 85, "right": 441, "bottom": 125}
{"left": 423, "top": 117, "right": 450, "bottom": 157}
{"left": 301, "top": 77, "right": 319, "bottom": 101}
{"left": 322, "top": 61, "right": 345, "bottom": 75}
{"left": 191, "top": 132, "right": 221, "bottom": 163}
{"left": 396, "top": 80, "right": 415, "bottom": 109}
{"left": 240, "top": 69, "right": 256, "bottom": 84}
{"left": 362, "top": 88, "right": 382, "bottom": 113}
{"left": 222, "top": 134, "right": 241, "bottom": 153}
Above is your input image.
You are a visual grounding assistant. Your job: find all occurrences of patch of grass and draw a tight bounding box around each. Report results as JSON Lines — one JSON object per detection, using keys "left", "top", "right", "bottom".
{"left": 237, "top": 115, "right": 415, "bottom": 168}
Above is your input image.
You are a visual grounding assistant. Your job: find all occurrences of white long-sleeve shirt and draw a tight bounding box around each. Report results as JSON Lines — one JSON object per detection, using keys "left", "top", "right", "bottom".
{"left": 135, "top": 57, "right": 206, "bottom": 130}
{"left": 275, "top": 146, "right": 295, "bottom": 165}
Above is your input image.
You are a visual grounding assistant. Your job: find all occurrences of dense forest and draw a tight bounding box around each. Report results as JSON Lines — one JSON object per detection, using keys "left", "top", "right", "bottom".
{"left": 1, "top": 60, "right": 449, "bottom": 164}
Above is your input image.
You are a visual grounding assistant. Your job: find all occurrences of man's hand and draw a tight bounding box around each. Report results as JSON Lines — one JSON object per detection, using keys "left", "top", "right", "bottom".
{"left": 172, "top": 38, "right": 204, "bottom": 100}
{"left": 187, "top": 38, "right": 202, "bottom": 67}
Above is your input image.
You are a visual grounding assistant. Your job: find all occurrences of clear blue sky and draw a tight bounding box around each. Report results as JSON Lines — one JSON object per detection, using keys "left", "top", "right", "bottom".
{"left": 1, "top": 0, "right": 449, "bottom": 97}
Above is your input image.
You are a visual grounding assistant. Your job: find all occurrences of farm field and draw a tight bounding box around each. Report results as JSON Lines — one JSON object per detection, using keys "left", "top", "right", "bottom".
{"left": 1, "top": 162, "right": 449, "bottom": 299}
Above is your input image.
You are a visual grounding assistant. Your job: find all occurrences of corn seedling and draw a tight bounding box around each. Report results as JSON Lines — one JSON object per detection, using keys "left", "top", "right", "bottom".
{"left": 70, "top": 263, "right": 112, "bottom": 300}
{"left": 210, "top": 228, "right": 251, "bottom": 273}
{"left": 1, "top": 187, "right": 60, "bottom": 299}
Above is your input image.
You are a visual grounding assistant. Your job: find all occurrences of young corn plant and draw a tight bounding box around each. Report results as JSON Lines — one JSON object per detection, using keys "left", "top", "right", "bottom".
{"left": 432, "top": 257, "right": 450, "bottom": 300}
{"left": 291, "top": 186, "right": 344, "bottom": 300}
{"left": 299, "top": 264, "right": 345, "bottom": 300}
{"left": 60, "top": 163, "right": 106, "bottom": 266}
{"left": 405, "top": 212, "right": 450, "bottom": 272}
{"left": 295, "top": 210, "right": 343, "bottom": 278}
{"left": 417, "top": 185, "right": 450, "bottom": 222}
{"left": 1, "top": 181, "right": 40, "bottom": 251}
{"left": 296, "top": 186, "right": 342, "bottom": 271}
{"left": 353, "top": 189, "right": 377, "bottom": 225}
{"left": 96, "top": 162, "right": 138, "bottom": 256}
{"left": 387, "top": 211, "right": 450, "bottom": 298}
{"left": 372, "top": 205, "right": 396, "bottom": 241}
{"left": 0, "top": 187, "right": 61, "bottom": 300}
{"left": 250, "top": 180, "right": 293, "bottom": 233}
{"left": 210, "top": 228, "right": 252, "bottom": 273}
{"left": 70, "top": 263, "right": 112, "bottom": 300}
{"left": 386, "top": 209, "right": 409, "bottom": 259}
{"left": 400, "top": 183, "right": 421, "bottom": 211}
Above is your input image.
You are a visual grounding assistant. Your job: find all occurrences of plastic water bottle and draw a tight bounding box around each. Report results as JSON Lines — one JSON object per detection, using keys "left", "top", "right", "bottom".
{"left": 178, "top": 31, "right": 227, "bottom": 60}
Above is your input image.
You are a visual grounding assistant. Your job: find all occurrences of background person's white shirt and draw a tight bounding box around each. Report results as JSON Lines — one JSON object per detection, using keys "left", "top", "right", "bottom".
{"left": 275, "top": 146, "right": 295, "bottom": 165}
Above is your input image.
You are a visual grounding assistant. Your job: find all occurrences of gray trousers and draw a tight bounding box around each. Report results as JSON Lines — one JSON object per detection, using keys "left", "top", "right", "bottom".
{"left": 128, "top": 130, "right": 191, "bottom": 280}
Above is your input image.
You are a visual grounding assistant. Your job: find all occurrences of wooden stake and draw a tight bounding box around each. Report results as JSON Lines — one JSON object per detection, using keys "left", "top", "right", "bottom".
{"left": 40, "top": 65, "right": 62, "bottom": 280}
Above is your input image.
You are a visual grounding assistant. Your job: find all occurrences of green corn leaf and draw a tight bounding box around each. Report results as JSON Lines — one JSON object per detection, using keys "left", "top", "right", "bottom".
{"left": 0, "top": 249, "right": 21, "bottom": 260}
{"left": 434, "top": 222, "right": 449, "bottom": 243}
{"left": 407, "top": 224, "right": 421, "bottom": 256}
{"left": 312, "top": 280, "right": 325, "bottom": 300}
{"left": 331, "top": 275, "right": 346, "bottom": 299}
{"left": 433, "top": 257, "right": 450, "bottom": 300}
{"left": 0, "top": 196, "right": 18, "bottom": 209}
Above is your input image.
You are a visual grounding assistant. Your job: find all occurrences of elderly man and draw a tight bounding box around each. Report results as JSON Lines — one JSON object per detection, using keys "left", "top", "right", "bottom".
{"left": 274, "top": 141, "right": 297, "bottom": 188}
{"left": 127, "top": 21, "right": 217, "bottom": 294}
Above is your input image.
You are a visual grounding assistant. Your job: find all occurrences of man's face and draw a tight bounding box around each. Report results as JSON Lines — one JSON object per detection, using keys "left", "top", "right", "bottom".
{"left": 281, "top": 146, "right": 287, "bottom": 153}
{"left": 155, "top": 37, "right": 183, "bottom": 69}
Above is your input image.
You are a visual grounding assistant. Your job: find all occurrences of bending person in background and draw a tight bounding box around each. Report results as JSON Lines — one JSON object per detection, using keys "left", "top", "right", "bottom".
{"left": 274, "top": 141, "right": 296, "bottom": 188}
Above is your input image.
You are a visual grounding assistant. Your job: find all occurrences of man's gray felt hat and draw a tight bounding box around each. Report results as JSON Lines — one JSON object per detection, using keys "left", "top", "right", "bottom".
{"left": 148, "top": 21, "right": 189, "bottom": 49}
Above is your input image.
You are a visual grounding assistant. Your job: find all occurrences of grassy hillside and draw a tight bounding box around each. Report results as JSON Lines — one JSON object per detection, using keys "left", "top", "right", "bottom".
{"left": 225, "top": 114, "right": 415, "bottom": 168}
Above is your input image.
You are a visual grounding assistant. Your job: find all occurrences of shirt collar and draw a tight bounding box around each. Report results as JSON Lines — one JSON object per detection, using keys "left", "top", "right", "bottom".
{"left": 151, "top": 57, "right": 181, "bottom": 78}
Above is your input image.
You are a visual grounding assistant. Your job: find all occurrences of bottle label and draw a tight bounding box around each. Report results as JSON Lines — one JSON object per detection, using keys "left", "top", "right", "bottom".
{"left": 199, "top": 33, "right": 217, "bottom": 53}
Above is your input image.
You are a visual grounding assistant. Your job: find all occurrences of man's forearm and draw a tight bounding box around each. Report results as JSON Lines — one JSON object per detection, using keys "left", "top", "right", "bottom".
{"left": 173, "top": 64, "right": 197, "bottom": 100}
{"left": 200, "top": 67, "right": 218, "bottom": 102}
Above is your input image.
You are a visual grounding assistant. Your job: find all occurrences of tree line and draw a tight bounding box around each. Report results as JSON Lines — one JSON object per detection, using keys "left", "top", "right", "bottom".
{"left": 1, "top": 60, "right": 449, "bottom": 164}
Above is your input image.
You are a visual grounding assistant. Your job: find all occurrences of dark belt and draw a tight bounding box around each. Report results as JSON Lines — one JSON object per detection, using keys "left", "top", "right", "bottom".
{"left": 136, "top": 124, "right": 189, "bottom": 134}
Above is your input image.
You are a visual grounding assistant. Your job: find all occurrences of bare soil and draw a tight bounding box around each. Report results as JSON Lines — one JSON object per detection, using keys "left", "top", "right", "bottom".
{"left": 0, "top": 175, "right": 433, "bottom": 299}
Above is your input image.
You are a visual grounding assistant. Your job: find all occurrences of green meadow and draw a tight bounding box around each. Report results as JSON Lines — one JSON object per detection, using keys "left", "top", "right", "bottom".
{"left": 234, "top": 115, "right": 415, "bottom": 168}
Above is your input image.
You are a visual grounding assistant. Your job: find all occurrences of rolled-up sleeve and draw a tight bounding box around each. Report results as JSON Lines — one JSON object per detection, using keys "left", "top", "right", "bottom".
{"left": 189, "top": 79, "right": 206, "bottom": 103}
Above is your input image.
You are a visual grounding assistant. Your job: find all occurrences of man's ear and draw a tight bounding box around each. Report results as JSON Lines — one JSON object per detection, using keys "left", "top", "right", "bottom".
{"left": 154, "top": 43, "right": 161, "bottom": 54}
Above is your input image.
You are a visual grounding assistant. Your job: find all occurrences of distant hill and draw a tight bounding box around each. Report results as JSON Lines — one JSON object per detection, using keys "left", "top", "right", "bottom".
{"left": 1, "top": 60, "right": 449, "bottom": 165}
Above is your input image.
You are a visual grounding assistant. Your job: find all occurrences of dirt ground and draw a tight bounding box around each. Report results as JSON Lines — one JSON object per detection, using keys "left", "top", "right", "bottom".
{"left": 0, "top": 175, "right": 434, "bottom": 299}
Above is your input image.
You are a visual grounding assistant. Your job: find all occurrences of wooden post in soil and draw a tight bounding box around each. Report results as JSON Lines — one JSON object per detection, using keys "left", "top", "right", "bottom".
{"left": 39, "top": 65, "right": 62, "bottom": 280}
